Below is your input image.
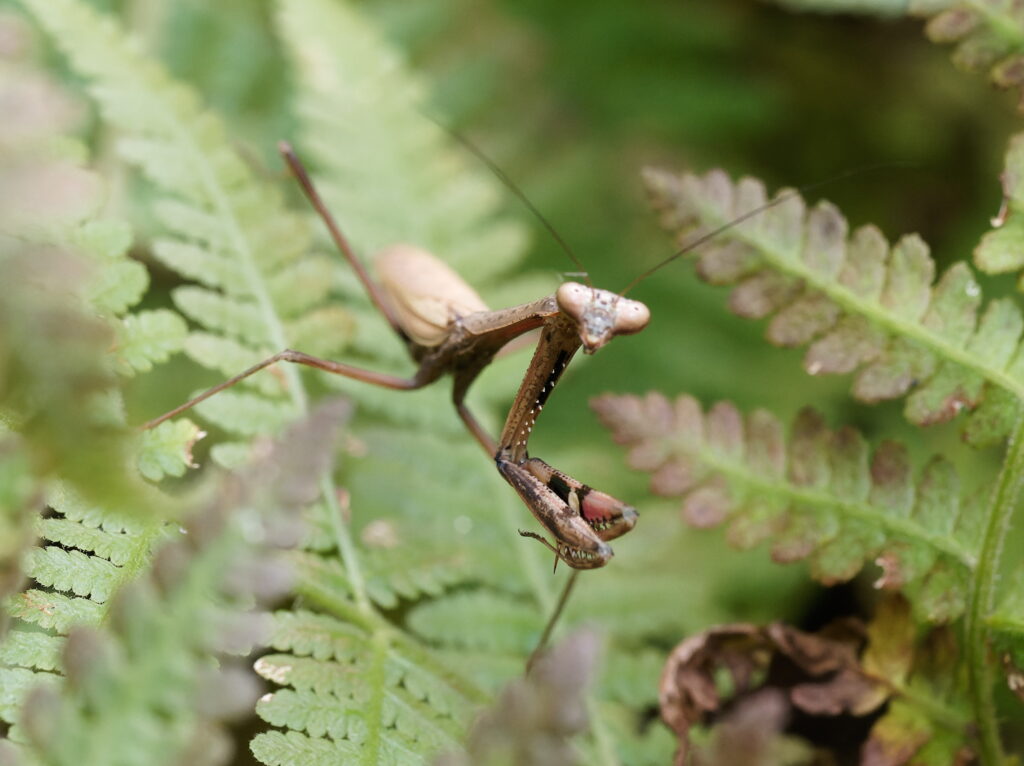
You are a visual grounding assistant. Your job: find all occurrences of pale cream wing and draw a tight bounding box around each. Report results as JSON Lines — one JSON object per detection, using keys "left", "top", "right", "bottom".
{"left": 374, "top": 244, "right": 489, "bottom": 347}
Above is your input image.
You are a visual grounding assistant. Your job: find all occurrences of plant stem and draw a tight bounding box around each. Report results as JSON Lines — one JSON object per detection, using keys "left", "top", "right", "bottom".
{"left": 965, "top": 412, "right": 1024, "bottom": 765}
{"left": 527, "top": 570, "right": 580, "bottom": 672}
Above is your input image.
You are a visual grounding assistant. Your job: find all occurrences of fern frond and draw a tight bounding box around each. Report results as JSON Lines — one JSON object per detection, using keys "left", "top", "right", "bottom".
{"left": 17, "top": 0, "right": 347, "bottom": 457}
{"left": 7, "top": 404, "right": 348, "bottom": 766}
{"left": 0, "top": 47, "right": 190, "bottom": 716}
{"left": 5, "top": 590, "right": 104, "bottom": 634}
{"left": 24, "top": 547, "right": 120, "bottom": 602}
{"left": 644, "top": 167, "right": 1023, "bottom": 444}
{"left": 251, "top": 609, "right": 484, "bottom": 764}
{"left": 0, "top": 630, "right": 63, "bottom": 672}
{"left": 593, "top": 391, "right": 981, "bottom": 621}
{"left": 3, "top": 475, "right": 170, "bottom": 712}
{"left": 0, "top": 12, "right": 186, "bottom": 513}
{"left": 276, "top": 0, "right": 539, "bottom": 435}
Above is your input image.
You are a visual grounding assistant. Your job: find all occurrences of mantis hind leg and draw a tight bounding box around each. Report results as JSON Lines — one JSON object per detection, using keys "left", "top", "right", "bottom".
{"left": 142, "top": 349, "right": 433, "bottom": 430}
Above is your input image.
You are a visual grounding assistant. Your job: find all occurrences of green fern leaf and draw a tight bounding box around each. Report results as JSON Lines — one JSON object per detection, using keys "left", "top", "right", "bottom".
{"left": 35, "top": 517, "right": 140, "bottom": 566}
{"left": 136, "top": 419, "right": 203, "bottom": 481}
{"left": 644, "top": 167, "right": 1021, "bottom": 443}
{"left": 5, "top": 590, "right": 104, "bottom": 634}
{"left": 408, "top": 591, "right": 542, "bottom": 654}
{"left": 24, "top": 547, "right": 120, "bottom": 603}
{"left": 8, "top": 400, "right": 349, "bottom": 765}
{"left": 253, "top": 609, "right": 483, "bottom": 764}
{"left": 24, "top": 6, "right": 538, "bottom": 746}
{"left": 0, "top": 666, "right": 59, "bottom": 725}
{"left": 17, "top": 0, "right": 339, "bottom": 452}
{"left": 0, "top": 52, "right": 186, "bottom": 727}
{"left": 114, "top": 309, "right": 189, "bottom": 376}
{"left": 0, "top": 630, "right": 63, "bottom": 672}
{"left": 593, "top": 392, "right": 979, "bottom": 621}
{"left": 250, "top": 730, "right": 361, "bottom": 766}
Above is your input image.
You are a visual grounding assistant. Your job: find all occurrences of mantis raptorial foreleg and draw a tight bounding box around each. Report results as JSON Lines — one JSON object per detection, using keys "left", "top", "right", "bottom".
{"left": 147, "top": 143, "right": 646, "bottom": 572}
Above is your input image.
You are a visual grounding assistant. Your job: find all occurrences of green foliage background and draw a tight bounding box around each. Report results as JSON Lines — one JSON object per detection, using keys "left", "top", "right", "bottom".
{"left": 2, "top": 0, "right": 1024, "bottom": 764}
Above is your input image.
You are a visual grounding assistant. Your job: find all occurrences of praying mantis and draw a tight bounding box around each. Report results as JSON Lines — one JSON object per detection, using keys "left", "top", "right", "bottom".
{"left": 145, "top": 136, "right": 823, "bottom": 578}
{"left": 145, "top": 142, "right": 648, "bottom": 569}
{"left": 143, "top": 137, "right": 830, "bottom": 658}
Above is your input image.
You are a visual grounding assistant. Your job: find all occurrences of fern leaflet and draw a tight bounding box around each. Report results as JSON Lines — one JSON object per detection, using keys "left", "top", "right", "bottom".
{"left": 645, "top": 166, "right": 1024, "bottom": 445}
{"left": 593, "top": 391, "right": 982, "bottom": 621}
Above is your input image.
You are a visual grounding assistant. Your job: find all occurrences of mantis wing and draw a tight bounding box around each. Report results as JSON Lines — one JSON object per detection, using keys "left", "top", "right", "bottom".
{"left": 374, "top": 244, "right": 489, "bottom": 347}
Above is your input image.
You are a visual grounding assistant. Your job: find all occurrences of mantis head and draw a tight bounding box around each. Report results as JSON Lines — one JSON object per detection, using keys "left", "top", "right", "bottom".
{"left": 556, "top": 282, "right": 651, "bottom": 354}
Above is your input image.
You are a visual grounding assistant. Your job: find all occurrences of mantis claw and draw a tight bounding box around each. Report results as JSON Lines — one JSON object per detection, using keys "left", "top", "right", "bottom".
{"left": 501, "top": 459, "right": 613, "bottom": 570}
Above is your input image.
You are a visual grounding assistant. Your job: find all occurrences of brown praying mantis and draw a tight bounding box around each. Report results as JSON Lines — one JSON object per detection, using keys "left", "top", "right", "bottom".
{"left": 144, "top": 139, "right": 829, "bottom": 585}
{"left": 145, "top": 142, "right": 652, "bottom": 570}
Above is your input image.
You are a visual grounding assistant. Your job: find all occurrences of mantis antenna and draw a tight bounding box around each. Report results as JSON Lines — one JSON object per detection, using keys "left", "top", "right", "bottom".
{"left": 426, "top": 117, "right": 593, "bottom": 286}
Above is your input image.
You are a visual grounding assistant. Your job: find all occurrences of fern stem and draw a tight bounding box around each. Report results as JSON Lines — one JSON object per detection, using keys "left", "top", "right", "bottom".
{"left": 319, "top": 475, "right": 370, "bottom": 612}
{"left": 161, "top": 84, "right": 373, "bottom": 613}
{"left": 965, "top": 413, "right": 1024, "bottom": 765}
{"left": 294, "top": 567, "right": 378, "bottom": 632}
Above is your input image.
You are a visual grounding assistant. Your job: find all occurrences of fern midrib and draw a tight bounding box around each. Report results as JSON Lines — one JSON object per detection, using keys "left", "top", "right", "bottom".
{"left": 694, "top": 201, "right": 1024, "bottom": 402}
{"left": 688, "top": 440, "right": 976, "bottom": 567}
{"left": 161, "top": 105, "right": 374, "bottom": 613}
{"left": 364, "top": 631, "right": 388, "bottom": 764}
{"left": 296, "top": 567, "right": 489, "bottom": 704}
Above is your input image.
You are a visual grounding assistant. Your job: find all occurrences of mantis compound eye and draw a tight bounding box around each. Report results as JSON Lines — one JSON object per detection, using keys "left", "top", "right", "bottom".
{"left": 556, "top": 282, "right": 651, "bottom": 352}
